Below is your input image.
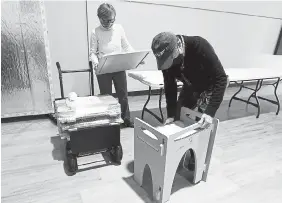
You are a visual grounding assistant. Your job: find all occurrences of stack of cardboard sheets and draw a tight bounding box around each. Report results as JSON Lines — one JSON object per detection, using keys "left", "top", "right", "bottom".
{"left": 55, "top": 95, "right": 123, "bottom": 133}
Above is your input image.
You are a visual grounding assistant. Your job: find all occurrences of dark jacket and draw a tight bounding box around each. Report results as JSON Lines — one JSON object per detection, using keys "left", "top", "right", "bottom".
{"left": 162, "top": 35, "right": 227, "bottom": 118}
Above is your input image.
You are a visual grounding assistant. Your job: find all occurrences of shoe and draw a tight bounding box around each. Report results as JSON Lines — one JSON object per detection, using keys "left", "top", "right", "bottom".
{"left": 122, "top": 119, "right": 134, "bottom": 128}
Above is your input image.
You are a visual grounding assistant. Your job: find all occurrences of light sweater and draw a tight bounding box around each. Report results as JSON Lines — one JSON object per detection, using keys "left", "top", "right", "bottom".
{"left": 89, "top": 24, "right": 134, "bottom": 64}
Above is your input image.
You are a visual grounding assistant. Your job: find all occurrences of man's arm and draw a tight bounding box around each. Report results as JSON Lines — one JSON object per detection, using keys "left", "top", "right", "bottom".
{"left": 200, "top": 38, "right": 228, "bottom": 117}
{"left": 162, "top": 70, "right": 178, "bottom": 118}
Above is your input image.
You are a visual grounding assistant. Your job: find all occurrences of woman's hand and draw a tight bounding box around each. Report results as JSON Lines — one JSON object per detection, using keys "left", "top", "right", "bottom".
{"left": 93, "top": 63, "right": 99, "bottom": 72}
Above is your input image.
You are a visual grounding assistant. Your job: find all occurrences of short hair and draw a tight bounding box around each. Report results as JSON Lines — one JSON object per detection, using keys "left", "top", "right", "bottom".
{"left": 97, "top": 3, "right": 116, "bottom": 19}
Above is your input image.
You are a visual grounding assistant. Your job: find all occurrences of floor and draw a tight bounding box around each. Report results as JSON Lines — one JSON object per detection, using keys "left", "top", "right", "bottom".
{"left": 1, "top": 85, "right": 282, "bottom": 203}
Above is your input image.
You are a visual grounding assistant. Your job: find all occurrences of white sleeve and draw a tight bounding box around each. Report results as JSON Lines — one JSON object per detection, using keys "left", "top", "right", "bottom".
{"left": 120, "top": 25, "right": 134, "bottom": 52}
{"left": 89, "top": 30, "right": 99, "bottom": 64}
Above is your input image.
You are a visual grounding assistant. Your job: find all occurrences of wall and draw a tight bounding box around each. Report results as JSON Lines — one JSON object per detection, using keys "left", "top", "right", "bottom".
{"left": 275, "top": 27, "right": 282, "bottom": 55}
{"left": 88, "top": 0, "right": 282, "bottom": 93}
{"left": 44, "top": 1, "right": 90, "bottom": 99}
{"left": 45, "top": 1, "right": 282, "bottom": 96}
{"left": 128, "top": 1, "right": 282, "bottom": 19}
{"left": 1, "top": 0, "right": 54, "bottom": 118}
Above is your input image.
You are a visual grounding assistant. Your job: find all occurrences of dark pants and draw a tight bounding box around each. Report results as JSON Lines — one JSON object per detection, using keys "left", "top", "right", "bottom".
{"left": 175, "top": 84, "right": 212, "bottom": 121}
{"left": 97, "top": 71, "right": 130, "bottom": 122}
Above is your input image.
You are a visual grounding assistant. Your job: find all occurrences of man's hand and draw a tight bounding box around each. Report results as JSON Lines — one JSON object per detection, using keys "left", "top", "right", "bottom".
{"left": 139, "top": 60, "right": 145, "bottom": 65}
{"left": 164, "top": 117, "right": 174, "bottom": 125}
{"left": 197, "top": 113, "right": 213, "bottom": 129}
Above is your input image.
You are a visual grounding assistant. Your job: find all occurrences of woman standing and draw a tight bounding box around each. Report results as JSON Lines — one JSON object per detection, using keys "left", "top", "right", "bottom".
{"left": 90, "top": 3, "right": 134, "bottom": 128}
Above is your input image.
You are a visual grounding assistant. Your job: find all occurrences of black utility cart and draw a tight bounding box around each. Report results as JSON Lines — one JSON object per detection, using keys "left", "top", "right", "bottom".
{"left": 55, "top": 95, "right": 124, "bottom": 175}
{"left": 54, "top": 62, "right": 123, "bottom": 176}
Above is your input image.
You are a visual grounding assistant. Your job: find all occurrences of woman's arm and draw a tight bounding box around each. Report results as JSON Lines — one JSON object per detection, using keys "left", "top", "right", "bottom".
{"left": 120, "top": 25, "right": 134, "bottom": 52}
{"left": 89, "top": 30, "right": 99, "bottom": 65}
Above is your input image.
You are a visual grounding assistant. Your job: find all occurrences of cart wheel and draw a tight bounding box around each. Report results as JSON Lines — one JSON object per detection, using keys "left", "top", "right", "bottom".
{"left": 64, "top": 142, "right": 78, "bottom": 176}
{"left": 65, "top": 153, "right": 78, "bottom": 176}
{"left": 110, "top": 144, "right": 123, "bottom": 164}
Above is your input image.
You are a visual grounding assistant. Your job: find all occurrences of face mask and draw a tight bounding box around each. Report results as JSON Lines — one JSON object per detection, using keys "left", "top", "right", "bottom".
{"left": 172, "top": 53, "right": 184, "bottom": 66}
{"left": 172, "top": 37, "right": 185, "bottom": 66}
{"left": 101, "top": 21, "right": 114, "bottom": 29}
{"left": 99, "top": 14, "right": 115, "bottom": 29}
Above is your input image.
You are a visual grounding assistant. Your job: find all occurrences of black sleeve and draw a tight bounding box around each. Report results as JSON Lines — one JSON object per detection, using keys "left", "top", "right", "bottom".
{"left": 200, "top": 39, "right": 228, "bottom": 117}
{"left": 162, "top": 70, "right": 178, "bottom": 118}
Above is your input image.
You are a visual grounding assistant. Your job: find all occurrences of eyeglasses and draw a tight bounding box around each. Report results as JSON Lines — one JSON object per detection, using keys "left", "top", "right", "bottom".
{"left": 100, "top": 18, "right": 115, "bottom": 24}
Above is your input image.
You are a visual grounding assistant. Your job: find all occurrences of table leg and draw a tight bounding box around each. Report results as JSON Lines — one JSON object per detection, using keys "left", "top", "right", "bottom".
{"left": 247, "top": 80, "right": 262, "bottom": 104}
{"left": 228, "top": 80, "right": 262, "bottom": 118}
{"left": 228, "top": 81, "right": 243, "bottom": 107}
{"left": 257, "top": 77, "right": 281, "bottom": 115}
{"left": 158, "top": 88, "right": 164, "bottom": 123}
{"left": 141, "top": 86, "right": 152, "bottom": 120}
{"left": 274, "top": 77, "right": 281, "bottom": 115}
{"left": 141, "top": 87, "right": 164, "bottom": 124}
{"left": 249, "top": 80, "right": 262, "bottom": 118}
